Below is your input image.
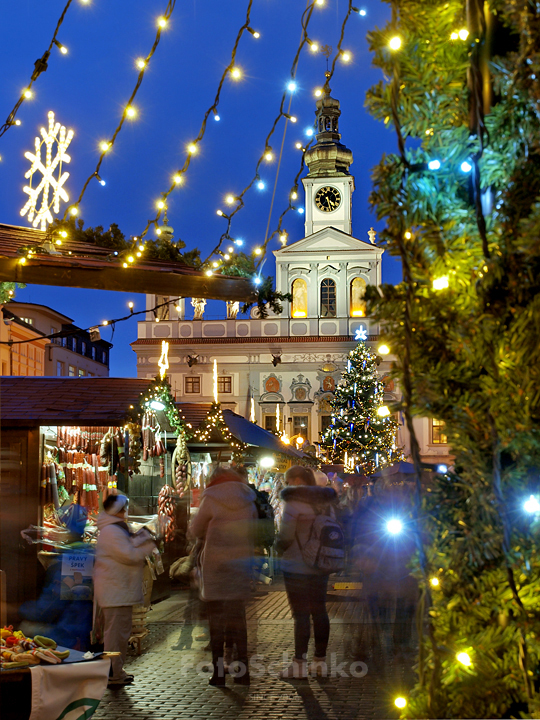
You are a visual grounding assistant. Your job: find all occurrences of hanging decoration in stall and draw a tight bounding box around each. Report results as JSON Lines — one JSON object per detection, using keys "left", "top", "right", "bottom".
{"left": 171, "top": 429, "right": 191, "bottom": 498}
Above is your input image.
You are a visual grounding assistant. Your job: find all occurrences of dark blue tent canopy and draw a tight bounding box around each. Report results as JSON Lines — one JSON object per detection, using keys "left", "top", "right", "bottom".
{"left": 222, "top": 409, "right": 305, "bottom": 458}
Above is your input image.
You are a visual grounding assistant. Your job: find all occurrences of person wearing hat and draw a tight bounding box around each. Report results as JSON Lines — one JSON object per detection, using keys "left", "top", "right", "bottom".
{"left": 94, "top": 494, "right": 156, "bottom": 686}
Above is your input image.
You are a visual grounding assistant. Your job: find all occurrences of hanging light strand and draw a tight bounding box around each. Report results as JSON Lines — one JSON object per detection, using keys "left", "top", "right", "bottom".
{"left": 0, "top": 0, "right": 78, "bottom": 138}
{"left": 131, "top": 0, "right": 258, "bottom": 247}
{"left": 62, "top": 0, "right": 178, "bottom": 220}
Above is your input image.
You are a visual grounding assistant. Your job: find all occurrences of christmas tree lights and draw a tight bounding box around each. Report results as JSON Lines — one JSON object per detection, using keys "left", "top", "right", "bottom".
{"left": 321, "top": 341, "right": 402, "bottom": 474}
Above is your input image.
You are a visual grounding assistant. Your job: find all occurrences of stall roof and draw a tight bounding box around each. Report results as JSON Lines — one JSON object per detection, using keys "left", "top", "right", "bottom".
{"left": 0, "top": 224, "right": 255, "bottom": 301}
{"left": 222, "top": 408, "right": 305, "bottom": 458}
{"left": 0, "top": 377, "right": 153, "bottom": 426}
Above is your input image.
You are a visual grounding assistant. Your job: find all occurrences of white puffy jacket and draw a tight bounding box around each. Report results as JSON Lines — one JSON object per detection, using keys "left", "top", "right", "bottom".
{"left": 94, "top": 513, "right": 155, "bottom": 608}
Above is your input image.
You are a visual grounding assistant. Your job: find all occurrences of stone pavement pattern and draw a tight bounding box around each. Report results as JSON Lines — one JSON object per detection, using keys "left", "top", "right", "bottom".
{"left": 94, "top": 583, "right": 416, "bottom": 720}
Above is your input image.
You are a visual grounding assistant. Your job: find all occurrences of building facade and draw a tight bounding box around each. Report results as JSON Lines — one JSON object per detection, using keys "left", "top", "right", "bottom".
{"left": 2, "top": 302, "right": 112, "bottom": 377}
{"left": 132, "top": 88, "right": 451, "bottom": 467}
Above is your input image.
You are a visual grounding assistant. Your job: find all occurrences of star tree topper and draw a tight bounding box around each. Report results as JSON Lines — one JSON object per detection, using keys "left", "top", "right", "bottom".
{"left": 354, "top": 325, "right": 368, "bottom": 341}
{"left": 20, "top": 111, "right": 74, "bottom": 231}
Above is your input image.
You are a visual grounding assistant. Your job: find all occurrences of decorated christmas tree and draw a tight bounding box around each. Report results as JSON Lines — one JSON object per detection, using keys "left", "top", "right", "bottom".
{"left": 321, "top": 341, "right": 401, "bottom": 474}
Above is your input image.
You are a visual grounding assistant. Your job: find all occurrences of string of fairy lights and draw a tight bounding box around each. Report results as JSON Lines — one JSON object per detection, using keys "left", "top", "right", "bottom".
{"left": 61, "top": 0, "right": 178, "bottom": 225}
{"left": 32, "top": 0, "right": 363, "bottom": 277}
{"left": 0, "top": 0, "right": 85, "bottom": 138}
{"left": 0, "top": 296, "right": 180, "bottom": 346}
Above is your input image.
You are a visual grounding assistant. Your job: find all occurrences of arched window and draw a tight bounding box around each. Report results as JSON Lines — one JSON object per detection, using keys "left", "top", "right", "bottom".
{"left": 291, "top": 278, "right": 308, "bottom": 318}
{"left": 320, "top": 278, "right": 337, "bottom": 318}
{"left": 350, "top": 277, "right": 367, "bottom": 317}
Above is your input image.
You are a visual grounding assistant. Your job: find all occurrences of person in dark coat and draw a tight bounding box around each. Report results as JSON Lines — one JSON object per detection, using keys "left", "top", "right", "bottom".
{"left": 276, "top": 465, "right": 338, "bottom": 678}
{"left": 188, "top": 468, "right": 257, "bottom": 686}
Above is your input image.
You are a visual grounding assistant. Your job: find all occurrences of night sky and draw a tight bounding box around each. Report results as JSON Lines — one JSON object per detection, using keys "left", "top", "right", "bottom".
{"left": 0, "top": 0, "right": 400, "bottom": 376}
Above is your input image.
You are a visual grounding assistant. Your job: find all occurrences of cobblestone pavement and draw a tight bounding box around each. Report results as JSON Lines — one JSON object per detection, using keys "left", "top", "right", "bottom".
{"left": 94, "top": 581, "right": 416, "bottom": 720}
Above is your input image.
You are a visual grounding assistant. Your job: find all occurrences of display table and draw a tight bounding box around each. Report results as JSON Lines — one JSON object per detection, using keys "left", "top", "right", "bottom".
{"left": 1, "top": 648, "right": 111, "bottom": 720}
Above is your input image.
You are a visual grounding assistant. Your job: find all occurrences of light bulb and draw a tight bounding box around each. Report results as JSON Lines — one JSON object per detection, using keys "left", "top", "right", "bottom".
{"left": 404, "top": 231, "right": 412, "bottom": 239}
{"left": 126, "top": 106, "right": 137, "bottom": 118}
{"left": 265, "top": 151, "right": 273, "bottom": 162}
{"left": 226, "top": 194, "right": 235, "bottom": 205}
{"left": 224, "top": 254, "right": 230, "bottom": 260}
{"left": 70, "top": 207, "right": 78, "bottom": 216}
{"left": 173, "top": 174, "right": 183, "bottom": 184}
{"left": 461, "top": 160, "right": 472, "bottom": 173}
{"left": 377, "top": 406, "right": 390, "bottom": 417}
{"left": 287, "top": 81, "right": 297, "bottom": 92}
{"left": 102, "top": 320, "right": 108, "bottom": 326}
{"left": 254, "top": 247, "right": 262, "bottom": 255}
{"left": 430, "top": 577, "right": 439, "bottom": 587}
{"left": 341, "top": 51, "right": 352, "bottom": 62}
{"left": 386, "top": 518, "right": 402, "bottom": 534}
{"left": 432, "top": 276, "right": 449, "bottom": 290}
{"left": 458, "top": 28, "right": 469, "bottom": 40}
{"left": 15, "top": 120, "right": 21, "bottom": 126}
{"left": 297, "top": 207, "right": 304, "bottom": 214}
{"left": 310, "top": 42, "right": 319, "bottom": 53}
{"left": 231, "top": 67, "right": 242, "bottom": 80}
{"left": 524, "top": 495, "right": 540, "bottom": 513}
{"left": 128, "top": 302, "right": 134, "bottom": 309}
{"left": 257, "top": 181, "right": 265, "bottom": 190}
{"left": 428, "top": 159, "right": 441, "bottom": 170}
{"left": 187, "top": 143, "right": 198, "bottom": 154}
{"left": 136, "top": 58, "right": 146, "bottom": 69}
{"left": 158, "top": 16, "right": 167, "bottom": 27}
{"left": 389, "top": 36, "right": 402, "bottom": 50}
{"left": 234, "top": 239, "right": 243, "bottom": 246}
{"left": 128, "top": 256, "right": 134, "bottom": 263}
{"left": 227, "top": 246, "right": 234, "bottom": 253}
{"left": 359, "top": 8, "right": 367, "bottom": 15}
{"left": 378, "top": 344, "right": 390, "bottom": 355}
{"left": 305, "top": 127, "right": 314, "bottom": 137}
{"left": 60, "top": 231, "right": 68, "bottom": 238}
{"left": 289, "top": 115, "right": 297, "bottom": 123}
{"left": 216, "top": 210, "right": 224, "bottom": 216}
{"left": 156, "top": 228, "right": 162, "bottom": 235}
{"left": 205, "top": 270, "right": 213, "bottom": 276}
{"left": 394, "top": 698, "right": 407, "bottom": 709}
{"left": 314, "top": 88, "right": 322, "bottom": 97}
{"left": 212, "top": 261, "right": 219, "bottom": 268}
{"left": 23, "top": 89, "right": 33, "bottom": 99}
{"left": 450, "top": 31, "right": 459, "bottom": 40}
{"left": 457, "top": 652, "right": 471, "bottom": 667}
{"left": 157, "top": 200, "right": 165, "bottom": 209}
{"left": 100, "top": 141, "right": 111, "bottom": 152}
{"left": 291, "top": 191, "right": 298, "bottom": 199}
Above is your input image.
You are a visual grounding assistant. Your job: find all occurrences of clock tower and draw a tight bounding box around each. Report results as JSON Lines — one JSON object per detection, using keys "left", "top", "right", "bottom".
{"left": 302, "top": 79, "right": 354, "bottom": 237}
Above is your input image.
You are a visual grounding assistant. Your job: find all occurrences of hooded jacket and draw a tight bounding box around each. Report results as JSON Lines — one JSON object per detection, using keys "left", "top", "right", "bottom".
{"left": 94, "top": 513, "right": 156, "bottom": 608}
{"left": 276, "top": 485, "right": 338, "bottom": 575}
{"left": 188, "top": 481, "right": 257, "bottom": 601}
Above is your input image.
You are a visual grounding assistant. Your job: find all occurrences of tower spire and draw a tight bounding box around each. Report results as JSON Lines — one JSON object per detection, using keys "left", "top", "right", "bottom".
{"left": 304, "top": 79, "right": 353, "bottom": 178}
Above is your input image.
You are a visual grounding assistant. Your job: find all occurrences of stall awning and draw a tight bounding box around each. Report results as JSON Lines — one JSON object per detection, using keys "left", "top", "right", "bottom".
{"left": 222, "top": 409, "right": 305, "bottom": 458}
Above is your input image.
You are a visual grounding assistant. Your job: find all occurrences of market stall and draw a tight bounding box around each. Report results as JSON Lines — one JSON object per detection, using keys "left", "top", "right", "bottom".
{"left": 0, "top": 375, "right": 190, "bottom": 629}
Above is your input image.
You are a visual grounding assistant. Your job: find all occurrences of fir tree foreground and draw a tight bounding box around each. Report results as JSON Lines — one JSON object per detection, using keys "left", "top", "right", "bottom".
{"left": 365, "top": 1, "right": 540, "bottom": 718}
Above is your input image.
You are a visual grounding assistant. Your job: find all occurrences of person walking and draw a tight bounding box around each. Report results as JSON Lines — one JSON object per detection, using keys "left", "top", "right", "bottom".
{"left": 94, "top": 494, "right": 156, "bottom": 687}
{"left": 188, "top": 467, "right": 257, "bottom": 686}
{"left": 276, "top": 465, "right": 339, "bottom": 679}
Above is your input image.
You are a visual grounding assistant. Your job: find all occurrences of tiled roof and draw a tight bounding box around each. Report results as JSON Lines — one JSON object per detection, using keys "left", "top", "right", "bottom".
{"left": 132, "top": 334, "right": 379, "bottom": 346}
{"left": 175, "top": 402, "right": 213, "bottom": 428}
{"left": 0, "top": 377, "right": 152, "bottom": 426}
{"left": 0, "top": 224, "right": 255, "bottom": 302}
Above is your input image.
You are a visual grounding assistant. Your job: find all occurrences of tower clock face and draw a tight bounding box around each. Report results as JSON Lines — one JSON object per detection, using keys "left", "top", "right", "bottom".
{"left": 315, "top": 185, "right": 342, "bottom": 212}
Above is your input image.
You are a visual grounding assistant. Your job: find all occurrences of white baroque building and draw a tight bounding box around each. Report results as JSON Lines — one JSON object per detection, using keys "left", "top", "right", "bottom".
{"left": 132, "top": 87, "right": 452, "bottom": 467}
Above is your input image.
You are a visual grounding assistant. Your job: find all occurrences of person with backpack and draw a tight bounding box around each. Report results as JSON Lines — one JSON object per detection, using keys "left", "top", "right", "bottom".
{"left": 275, "top": 465, "right": 343, "bottom": 679}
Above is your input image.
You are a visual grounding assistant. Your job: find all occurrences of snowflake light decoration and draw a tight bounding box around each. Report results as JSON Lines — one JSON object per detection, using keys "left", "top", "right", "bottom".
{"left": 20, "top": 111, "right": 74, "bottom": 231}
{"left": 354, "top": 325, "right": 368, "bottom": 341}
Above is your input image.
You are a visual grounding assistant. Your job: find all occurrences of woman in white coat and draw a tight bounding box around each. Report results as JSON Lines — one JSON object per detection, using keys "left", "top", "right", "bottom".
{"left": 189, "top": 468, "right": 256, "bottom": 686}
{"left": 94, "top": 494, "right": 155, "bottom": 686}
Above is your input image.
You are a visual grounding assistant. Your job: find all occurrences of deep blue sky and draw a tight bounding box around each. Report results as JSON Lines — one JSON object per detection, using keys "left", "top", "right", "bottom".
{"left": 0, "top": 0, "right": 399, "bottom": 376}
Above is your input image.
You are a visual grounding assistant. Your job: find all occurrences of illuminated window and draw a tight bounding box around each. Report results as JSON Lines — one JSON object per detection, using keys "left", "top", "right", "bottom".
{"left": 264, "top": 415, "right": 277, "bottom": 433}
{"left": 431, "top": 418, "right": 448, "bottom": 444}
{"left": 218, "top": 376, "right": 232, "bottom": 393}
{"left": 78, "top": 368, "right": 85, "bottom": 377}
{"left": 291, "top": 278, "right": 308, "bottom": 318}
{"left": 185, "top": 376, "right": 201, "bottom": 394}
{"left": 320, "top": 279, "right": 336, "bottom": 317}
{"left": 293, "top": 416, "right": 309, "bottom": 441}
{"left": 350, "top": 277, "right": 367, "bottom": 317}
{"left": 68, "top": 365, "right": 76, "bottom": 376}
